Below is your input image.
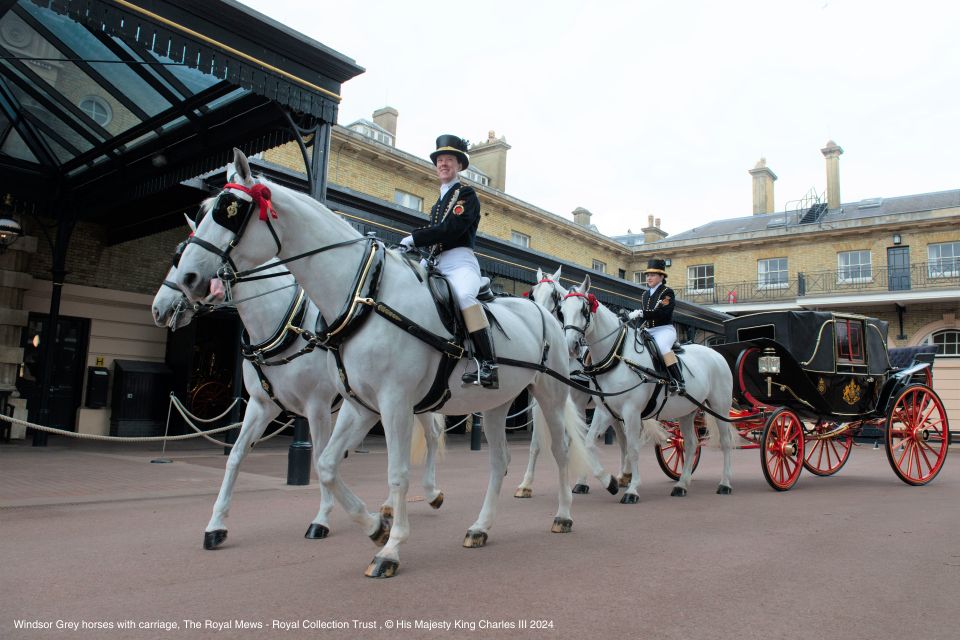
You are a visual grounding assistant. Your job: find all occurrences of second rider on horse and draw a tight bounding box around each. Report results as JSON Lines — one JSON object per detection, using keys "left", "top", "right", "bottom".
{"left": 400, "top": 135, "right": 498, "bottom": 389}
{"left": 629, "top": 258, "right": 684, "bottom": 394}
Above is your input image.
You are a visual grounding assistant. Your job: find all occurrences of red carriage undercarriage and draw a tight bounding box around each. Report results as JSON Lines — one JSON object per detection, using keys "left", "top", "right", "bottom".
{"left": 652, "top": 310, "right": 949, "bottom": 491}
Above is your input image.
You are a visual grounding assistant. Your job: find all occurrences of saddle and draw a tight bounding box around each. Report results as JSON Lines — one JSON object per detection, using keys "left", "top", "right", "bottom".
{"left": 427, "top": 273, "right": 497, "bottom": 339}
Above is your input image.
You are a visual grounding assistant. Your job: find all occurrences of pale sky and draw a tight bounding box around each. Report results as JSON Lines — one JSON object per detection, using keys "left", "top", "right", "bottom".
{"left": 241, "top": 0, "right": 960, "bottom": 238}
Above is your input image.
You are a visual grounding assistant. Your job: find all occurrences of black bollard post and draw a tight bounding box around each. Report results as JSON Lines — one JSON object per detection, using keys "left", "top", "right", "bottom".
{"left": 287, "top": 415, "right": 312, "bottom": 485}
{"left": 470, "top": 414, "right": 482, "bottom": 451}
{"left": 604, "top": 425, "right": 615, "bottom": 445}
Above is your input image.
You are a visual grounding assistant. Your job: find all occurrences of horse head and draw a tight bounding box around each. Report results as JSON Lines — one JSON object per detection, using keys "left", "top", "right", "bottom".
{"left": 177, "top": 148, "right": 283, "bottom": 302}
{"left": 558, "top": 274, "right": 597, "bottom": 356}
{"left": 152, "top": 235, "right": 201, "bottom": 331}
{"left": 531, "top": 266, "right": 565, "bottom": 318}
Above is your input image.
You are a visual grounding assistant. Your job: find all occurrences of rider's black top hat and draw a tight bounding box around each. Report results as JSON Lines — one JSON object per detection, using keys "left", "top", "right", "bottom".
{"left": 430, "top": 134, "right": 470, "bottom": 170}
{"left": 643, "top": 258, "right": 669, "bottom": 277}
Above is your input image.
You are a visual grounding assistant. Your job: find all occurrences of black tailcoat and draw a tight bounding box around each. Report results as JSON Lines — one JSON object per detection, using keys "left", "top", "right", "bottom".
{"left": 641, "top": 284, "right": 676, "bottom": 328}
{"left": 411, "top": 182, "right": 481, "bottom": 253}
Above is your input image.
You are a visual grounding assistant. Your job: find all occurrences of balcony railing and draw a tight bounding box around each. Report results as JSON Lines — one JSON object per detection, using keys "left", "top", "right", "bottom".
{"left": 677, "top": 261, "right": 960, "bottom": 306}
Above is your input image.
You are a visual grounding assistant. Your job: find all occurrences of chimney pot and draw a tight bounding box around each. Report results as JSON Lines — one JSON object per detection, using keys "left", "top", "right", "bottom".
{"left": 748, "top": 157, "right": 778, "bottom": 215}
{"left": 821, "top": 140, "right": 844, "bottom": 209}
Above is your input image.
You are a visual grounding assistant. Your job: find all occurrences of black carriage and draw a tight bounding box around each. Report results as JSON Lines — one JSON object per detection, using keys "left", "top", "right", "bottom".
{"left": 664, "top": 310, "right": 949, "bottom": 491}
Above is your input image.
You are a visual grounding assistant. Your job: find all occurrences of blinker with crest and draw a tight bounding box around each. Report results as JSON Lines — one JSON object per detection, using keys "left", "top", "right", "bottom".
{"left": 211, "top": 192, "right": 256, "bottom": 235}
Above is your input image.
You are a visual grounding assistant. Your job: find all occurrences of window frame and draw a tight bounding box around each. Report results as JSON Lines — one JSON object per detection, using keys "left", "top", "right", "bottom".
{"left": 757, "top": 257, "right": 789, "bottom": 289}
{"left": 925, "top": 329, "right": 960, "bottom": 357}
{"left": 686, "top": 264, "right": 715, "bottom": 294}
{"left": 510, "top": 230, "right": 530, "bottom": 248}
{"left": 837, "top": 250, "right": 873, "bottom": 284}
{"left": 927, "top": 242, "right": 960, "bottom": 278}
{"left": 393, "top": 190, "right": 423, "bottom": 212}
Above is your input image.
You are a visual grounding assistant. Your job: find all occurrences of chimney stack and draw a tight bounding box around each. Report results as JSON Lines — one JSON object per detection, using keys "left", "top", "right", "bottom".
{"left": 372, "top": 106, "right": 398, "bottom": 138}
{"left": 572, "top": 207, "right": 592, "bottom": 227}
{"left": 748, "top": 158, "right": 777, "bottom": 215}
{"left": 642, "top": 215, "right": 668, "bottom": 243}
{"left": 468, "top": 131, "right": 511, "bottom": 191}
{"left": 821, "top": 140, "right": 843, "bottom": 210}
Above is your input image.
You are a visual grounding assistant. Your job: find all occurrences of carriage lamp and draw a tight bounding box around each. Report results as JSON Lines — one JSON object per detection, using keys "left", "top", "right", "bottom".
{"left": 758, "top": 348, "right": 781, "bottom": 375}
{"left": 0, "top": 194, "right": 23, "bottom": 253}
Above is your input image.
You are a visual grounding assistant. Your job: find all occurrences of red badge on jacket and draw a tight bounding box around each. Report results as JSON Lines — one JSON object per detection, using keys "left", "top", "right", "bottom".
{"left": 453, "top": 200, "right": 465, "bottom": 215}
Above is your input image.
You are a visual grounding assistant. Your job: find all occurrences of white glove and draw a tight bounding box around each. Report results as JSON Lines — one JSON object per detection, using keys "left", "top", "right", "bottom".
{"left": 628, "top": 309, "right": 644, "bottom": 320}
{"left": 399, "top": 235, "right": 415, "bottom": 251}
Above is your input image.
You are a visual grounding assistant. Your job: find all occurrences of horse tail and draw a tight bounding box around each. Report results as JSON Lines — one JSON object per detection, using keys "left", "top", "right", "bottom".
{"left": 641, "top": 418, "right": 671, "bottom": 445}
{"left": 410, "top": 414, "right": 446, "bottom": 464}
{"left": 700, "top": 410, "right": 738, "bottom": 450}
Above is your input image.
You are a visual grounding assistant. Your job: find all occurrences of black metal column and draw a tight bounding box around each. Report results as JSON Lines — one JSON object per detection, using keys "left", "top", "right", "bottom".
{"left": 470, "top": 414, "right": 482, "bottom": 451}
{"left": 33, "top": 213, "right": 75, "bottom": 447}
{"left": 287, "top": 415, "right": 312, "bottom": 485}
{"left": 308, "top": 122, "right": 331, "bottom": 203}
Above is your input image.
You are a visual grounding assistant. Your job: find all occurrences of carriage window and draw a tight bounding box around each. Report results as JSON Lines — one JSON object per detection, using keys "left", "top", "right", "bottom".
{"left": 928, "top": 242, "right": 960, "bottom": 278}
{"left": 837, "top": 250, "right": 872, "bottom": 284}
{"left": 836, "top": 319, "right": 865, "bottom": 363}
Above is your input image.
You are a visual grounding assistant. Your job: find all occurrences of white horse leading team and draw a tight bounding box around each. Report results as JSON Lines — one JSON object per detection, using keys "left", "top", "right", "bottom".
{"left": 164, "top": 139, "right": 736, "bottom": 578}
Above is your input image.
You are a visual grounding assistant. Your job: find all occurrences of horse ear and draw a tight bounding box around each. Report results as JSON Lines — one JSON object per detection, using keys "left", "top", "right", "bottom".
{"left": 536, "top": 267, "right": 544, "bottom": 281}
{"left": 551, "top": 265, "right": 562, "bottom": 282}
{"left": 183, "top": 213, "right": 196, "bottom": 233}
{"left": 232, "top": 148, "right": 252, "bottom": 184}
{"left": 581, "top": 274, "right": 591, "bottom": 293}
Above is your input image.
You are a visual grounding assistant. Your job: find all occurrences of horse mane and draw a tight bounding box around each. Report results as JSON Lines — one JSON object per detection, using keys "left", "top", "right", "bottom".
{"left": 260, "top": 176, "right": 362, "bottom": 239}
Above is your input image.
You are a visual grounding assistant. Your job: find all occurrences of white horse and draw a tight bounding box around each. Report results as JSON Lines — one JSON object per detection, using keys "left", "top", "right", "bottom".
{"left": 558, "top": 274, "right": 736, "bottom": 500}
{"left": 175, "top": 149, "right": 590, "bottom": 578}
{"left": 515, "top": 266, "right": 630, "bottom": 498}
{"left": 153, "top": 235, "right": 444, "bottom": 549}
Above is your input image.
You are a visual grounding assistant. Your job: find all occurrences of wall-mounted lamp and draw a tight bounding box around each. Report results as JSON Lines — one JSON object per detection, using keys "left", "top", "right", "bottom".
{"left": 664, "top": 258, "right": 672, "bottom": 267}
{"left": 0, "top": 194, "right": 23, "bottom": 254}
{"left": 892, "top": 234, "right": 902, "bottom": 245}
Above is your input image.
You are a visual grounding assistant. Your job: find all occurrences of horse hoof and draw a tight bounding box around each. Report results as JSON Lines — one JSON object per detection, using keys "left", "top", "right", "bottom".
{"left": 572, "top": 483, "right": 590, "bottom": 494}
{"left": 551, "top": 517, "right": 573, "bottom": 533}
{"left": 671, "top": 487, "right": 688, "bottom": 497}
{"left": 364, "top": 556, "right": 399, "bottom": 578}
{"left": 620, "top": 493, "right": 640, "bottom": 504}
{"left": 463, "top": 530, "right": 488, "bottom": 548}
{"left": 429, "top": 492, "right": 444, "bottom": 509}
{"left": 203, "top": 529, "right": 227, "bottom": 550}
{"left": 379, "top": 505, "right": 394, "bottom": 520}
{"left": 717, "top": 485, "right": 733, "bottom": 495}
{"left": 514, "top": 487, "right": 533, "bottom": 498}
{"left": 618, "top": 473, "right": 632, "bottom": 488}
{"left": 304, "top": 523, "right": 329, "bottom": 539}
{"left": 369, "top": 516, "right": 392, "bottom": 547}
{"left": 606, "top": 477, "right": 619, "bottom": 495}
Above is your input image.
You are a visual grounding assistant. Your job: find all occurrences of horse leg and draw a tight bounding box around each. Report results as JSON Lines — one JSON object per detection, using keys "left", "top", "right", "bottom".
{"left": 316, "top": 402, "right": 383, "bottom": 546}
{"left": 204, "top": 399, "right": 279, "bottom": 549}
{"left": 464, "top": 404, "right": 511, "bottom": 547}
{"left": 365, "top": 405, "right": 415, "bottom": 578}
{"left": 514, "top": 419, "right": 540, "bottom": 498}
{"left": 418, "top": 413, "right": 445, "bottom": 509}
{"left": 619, "top": 417, "right": 645, "bottom": 504}
{"left": 671, "top": 413, "right": 699, "bottom": 497}
{"left": 304, "top": 401, "right": 335, "bottom": 539}
{"left": 581, "top": 404, "right": 617, "bottom": 494}
{"left": 712, "top": 413, "right": 735, "bottom": 495}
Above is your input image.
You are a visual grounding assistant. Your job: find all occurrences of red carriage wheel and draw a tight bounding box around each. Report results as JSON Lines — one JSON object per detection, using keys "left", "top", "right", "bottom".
{"left": 191, "top": 380, "right": 232, "bottom": 421}
{"left": 761, "top": 408, "right": 805, "bottom": 491}
{"left": 803, "top": 427, "right": 853, "bottom": 476}
{"left": 885, "top": 384, "right": 950, "bottom": 486}
{"left": 655, "top": 423, "right": 702, "bottom": 480}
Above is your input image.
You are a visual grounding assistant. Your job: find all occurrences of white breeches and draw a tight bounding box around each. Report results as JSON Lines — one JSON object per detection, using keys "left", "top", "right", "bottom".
{"left": 647, "top": 324, "right": 677, "bottom": 355}
{"left": 435, "top": 247, "right": 481, "bottom": 309}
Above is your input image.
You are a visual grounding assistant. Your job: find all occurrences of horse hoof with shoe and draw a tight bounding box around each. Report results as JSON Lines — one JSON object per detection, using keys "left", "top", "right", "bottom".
{"left": 369, "top": 516, "right": 392, "bottom": 547}
{"left": 551, "top": 517, "right": 573, "bottom": 533}
{"left": 429, "top": 493, "right": 444, "bottom": 509}
{"left": 364, "top": 557, "right": 399, "bottom": 578}
{"left": 606, "top": 477, "right": 619, "bottom": 495}
{"left": 717, "top": 485, "right": 733, "bottom": 495}
{"left": 671, "top": 487, "right": 687, "bottom": 497}
{"left": 572, "top": 483, "right": 590, "bottom": 494}
{"left": 304, "top": 524, "right": 329, "bottom": 539}
{"left": 514, "top": 487, "right": 533, "bottom": 498}
{"left": 203, "top": 530, "right": 227, "bottom": 549}
{"left": 463, "top": 531, "right": 488, "bottom": 548}
{"left": 620, "top": 493, "right": 640, "bottom": 504}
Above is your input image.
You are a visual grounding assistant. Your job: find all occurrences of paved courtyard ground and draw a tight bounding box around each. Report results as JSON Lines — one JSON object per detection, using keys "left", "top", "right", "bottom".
{"left": 1, "top": 431, "right": 957, "bottom": 639}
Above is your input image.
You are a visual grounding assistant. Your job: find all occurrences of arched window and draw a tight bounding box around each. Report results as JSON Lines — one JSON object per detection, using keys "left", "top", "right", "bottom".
{"left": 924, "top": 329, "right": 959, "bottom": 357}
{"left": 79, "top": 96, "right": 112, "bottom": 126}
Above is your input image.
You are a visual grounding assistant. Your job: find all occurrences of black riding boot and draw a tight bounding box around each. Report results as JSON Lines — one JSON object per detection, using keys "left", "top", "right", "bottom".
{"left": 667, "top": 362, "right": 685, "bottom": 395}
{"left": 463, "top": 328, "right": 499, "bottom": 389}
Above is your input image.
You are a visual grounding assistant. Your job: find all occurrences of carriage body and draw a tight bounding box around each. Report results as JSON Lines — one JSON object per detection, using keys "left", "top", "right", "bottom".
{"left": 671, "top": 310, "right": 951, "bottom": 490}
